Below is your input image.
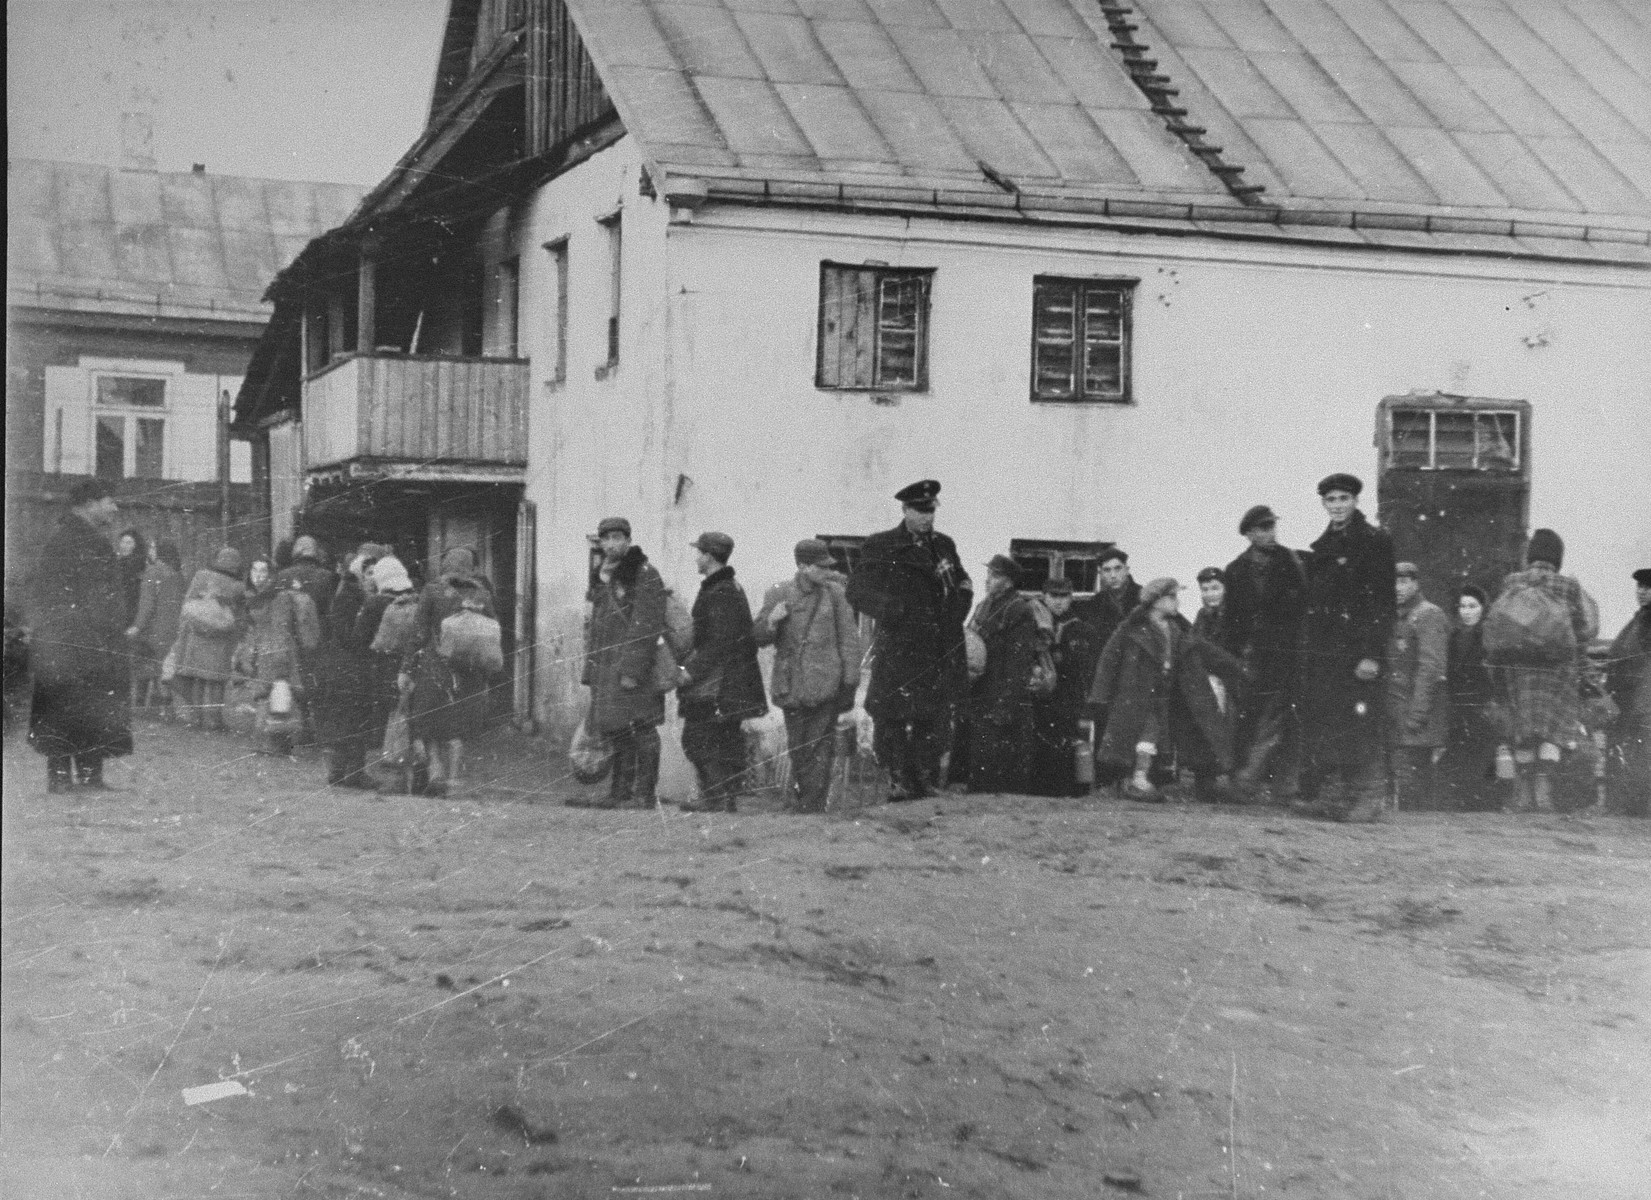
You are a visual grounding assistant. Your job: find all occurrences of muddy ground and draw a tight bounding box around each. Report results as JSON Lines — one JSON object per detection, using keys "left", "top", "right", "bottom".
{"left": 3, "top": 717, "right": 1648, "bottom": 1200}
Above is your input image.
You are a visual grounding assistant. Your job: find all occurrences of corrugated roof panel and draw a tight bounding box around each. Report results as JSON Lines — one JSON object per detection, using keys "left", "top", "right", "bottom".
{"left": 1456, "top": 6, "right": 1576, "bottom": 82}
{"left": 1381, "top": 126, "right": 1510, "bottom": 207}
{"left": 648, "top": 2, "right": 765, "bottom": 78}
{"left": 313, "top": 185, "right": 365, "bottom": 230}
{"left": 886, "top": 25, "right": 999, "bottom": 98}
{"left": 1323, "top": 0, "right": 1438, "bottom": 63}
{"left": 169, "top": 225, "right": 231, "bottom": 290}
{"left": 1512, "top": 0, "right": 1651, "bottom": 76}
{"left": 814, "top": 19, "right": 924, "bottom": 91}
{"left": 1243, "top": 117, "right": 1365, "bottom": 197}
{"left": 1505, "top": 2, "right": 1651, "bottom": 125}
{"left": 936, "top": 95, "right": 1061, "bottom": 176}
{"left": 797, "top": 0, "right": 875, "bottom": 18}
{"left": 55, "top": 164, "right": 113, "bottom": 224}
{"left": 695, "top": 75, "right": 815, "bottom": 158}
{"left": 1523, "top": 136, "right": 1651, "bottom": 216}
{"left": 1316, "top": 54, "right": 1436, "bottom": 125}
{"left": 109, "top": 171, "right": 164, "bottom": 226}
{"left": 219, "top": 228, "right": 281, "bottom": 296}
{"left": 1595, "top": 139, "right": 1651, "bottom": 207}
{"left": 161, "top": 173, "right": 216, "bottom": 228}
{"left": 723, "top": 0, "right": 802, "bottom": 13}
{"left": 8, "top": 161, "right": 55, "bottom": 215}
{"left": 863, "top": 0, "right": 951, "bottom": 29}
{"left": 1537, "top": 74, "right": 1651, "bottom": 149}
{"left": 1180, "top": 48, "right": 1296, "bottom": 119}
{"left": 1312, "top": 121, "right": 1439, "bottom": 204}
{"left": 1001, "top": 0, "right": 1091, "bottom": 39}
{"left": 735, "top": 11, "right": 845, "bottom": 84}
{"left": 264, "top": 181, "right": 324, "bottom": 239}
{"left": 573, "top": 2, "right": 680, "bottom": 70}
{"left": 600, "top": 66, "right": 726, "bottom": 148}
{"left": 958, "top": 31, "right": 1074, "bottom": 103}
{"left": 1390, "top": 2, "right": 1505, "bottom": 69}
{"left": 1260, "top": 0, "right": 1370, "bottom": 59}
{"left": 853, "top": 87, "right": 982, "bottom": 172}
{"left": 116, "top": 224, "right": 173, "bottom": 283}
{"left": 1035, "top": 36, "right": 1151, "bottom": 109}
{"left": 56, "top": 223, "right": 120, "bottom": 283}
{"left": 933, "top": 0, "right": 1019, "bottom": 32}
{"left": 775, "top": 83, "right": 895, "bottom": 163}
{"left": 213, "top": 176, "right": 274, "bottom": 233}
{"left": 1453, "top": 130, "right": 1584, "bottom": 212}
{"left": 7, "top": 214, "right": 58, "bottom": 278}
{"left": 1250, "top": 52, "right": 1368, "bottom": 124}
{"left": 1386, "top": 60, "right": 1508, "bottom": 134}
{"left": 1093, "top": 108, "right": 1230, "bottom": 193}
{"left": 1198, "top": 0, "right": 1301, "bottom": 54}
{"left": 1010, "top": 102, "right": 1140, "bottom": 184}
{"left": 1133, "top": 0, "right": 1234, "bottom": 50}
{"left": 1456, "top": 67, "right": 1580, "bottom": 138}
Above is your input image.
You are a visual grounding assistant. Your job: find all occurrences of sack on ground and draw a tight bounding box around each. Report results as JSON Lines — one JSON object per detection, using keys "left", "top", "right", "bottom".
{"left": 181, "top": 595, "right": 236, "bottom": 636}
{"left": 570, "top": 717, "right": 614, "bottom": 783}
{"left": 370, "top": 595, "right": 421, "bottom": 656}
{"left": 663, "top": 590, "right": 695, "bottom": 660}
{"left": 437, "top": 603, "right": 504, "bottom": 674}
{"left": 1484, "top": 583, "right": 1575, "bottom": 666}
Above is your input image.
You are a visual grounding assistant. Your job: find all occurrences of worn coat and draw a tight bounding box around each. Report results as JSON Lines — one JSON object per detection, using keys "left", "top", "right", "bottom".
{"left": 1223, "top": 543, "right": 1307, "bottom": 691}
{"left": 314, "top": 575, "right": 372, "bottom": 727}
{"left": 235, "top": 584, "right": 321, "bottom": 688}
{"left": 681, "top": 566, "right": 767, "bottom": 721}
{"left": 1385, "top": 594, "right": 1451, "bottom": 748}
{"left": 130, "top": 560, "right": 184, "bottom": 680}
{"left": 169, "top": 567, "right": 247, "bottom": 683}
{"left": 970, "top": 589, "right": 1044, "bottom": 725}
{"left": 584, "top": 547, "right": 667, "bottom": 735}
{"left": 1192, "top": 604, "right": 1233, "bottom": 653}
{"left": 1298, "top": 511, "right": 1396, "bottom": 764}
{"left": 1071, "top": 577, "right": 1143, "bottom": 657}
{"left": 275, "top": 559, "right": 335, "bottom": 622}
{"left": 26, "top": 512, "right": 133, "bottom": 759}
{"left": 402, "top": 573, "right": 500, "bottom": 742}
{"left": 1044, "top": 609, "right": 1105, "bottom": 722}
{"left": 1489, "top": 566, "right": 1595, "bottom": 746}
{"left": 1606, "top": 607, "right": 1651, "bottom": 728}
{"left": 754, "top": 569, "right": 862, "bottom": 710}
{"left": 1088, "top": 609, "right": 1245, "bottom": 771}
{"left": 846, "top": 523, "right": 972, "bottom": 722}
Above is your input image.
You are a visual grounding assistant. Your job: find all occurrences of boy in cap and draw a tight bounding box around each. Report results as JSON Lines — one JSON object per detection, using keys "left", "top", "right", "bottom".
{"left": 847, "top": 481, "right": 973, "bottom": 801}
{"left": 677, "top": 532, "right": 767, "bottom": 812}
{"left": 1297, "top": 474, "right": 1396, "bottom": 821}
{"left": 1223, "top": 505, "right": 1308, "bottom": 798}
{"left": 1386, "top": 562, "right": 1450, "bottom": 810}
{"left": 754, "top": 539, "right": 863, "bottom": 812}
{"left": 966, "top": 554, "right": 1043, "bottom": 794}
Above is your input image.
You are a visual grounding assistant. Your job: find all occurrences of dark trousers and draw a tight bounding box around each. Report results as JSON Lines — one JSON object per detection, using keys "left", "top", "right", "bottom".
{"left": 874, "top": 715, "right": 943, "bottom": 797}
{"left": 1236, "top": 686, "right": 1297, "bottom": 789}
{"left": 1030, "top": 704, "right": 1081, "bottom": 796}
{"left": 783, "top": 703, "right": 839, "bottom": 812}
{"left": 969, "top": 706, "right": 1034, "bottom": 794}
{"left": 609, "top": 723, "right": 662, "bottom": 806}
{"left": 681, "top": 714, "right": 745, "bottom": 808}
{"left": 1391, "top": 745, "right": 1441, "bottom": 810}
{"left": 1301, "top": 738, "right": 1386, "bottom": 809}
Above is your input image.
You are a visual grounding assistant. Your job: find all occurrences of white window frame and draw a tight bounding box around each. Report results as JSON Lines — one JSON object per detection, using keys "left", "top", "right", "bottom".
{"left": 91, "top": 372, "right": 171, "bottom": 480}
{"left": 1385, "top": 407, "right": 1522, "bottom": 472}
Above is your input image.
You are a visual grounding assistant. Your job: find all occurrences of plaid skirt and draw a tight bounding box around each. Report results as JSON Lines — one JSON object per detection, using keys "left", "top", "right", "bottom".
{"left": 1493, "top": 659, "right": 1580, "bottom": 747}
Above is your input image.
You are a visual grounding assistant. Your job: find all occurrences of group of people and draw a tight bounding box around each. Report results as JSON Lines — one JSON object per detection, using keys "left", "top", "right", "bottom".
{"left": 577, "top": 475, "right": 1648, "bottom": 820}
{"left": 20, "top": 478, "right": 505, "bottom": 797}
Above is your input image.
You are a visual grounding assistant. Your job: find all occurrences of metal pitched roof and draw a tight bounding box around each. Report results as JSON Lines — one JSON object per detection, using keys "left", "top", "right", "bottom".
{"left": 7, "top": 159, "right": 364, "bottom": 323}
{"left": 562, "top": 0, "right": 1651, "bottom": 257}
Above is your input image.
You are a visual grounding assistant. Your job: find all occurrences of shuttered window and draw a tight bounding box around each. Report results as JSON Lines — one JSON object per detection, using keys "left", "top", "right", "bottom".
{"left": 816, "top": 264, "right": 932, "bottom": 392}
{"left": 1387, "top": 407, "right": 1520, "bottom": 471}
{"left": 1031, "top": 278, "right": 1134, "bottom": 403}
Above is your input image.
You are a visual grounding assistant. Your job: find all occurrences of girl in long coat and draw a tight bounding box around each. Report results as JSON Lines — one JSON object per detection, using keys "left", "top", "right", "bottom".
{"left": 314, "top": 552, "right": 376, "bottom": 787}
{"left": 171, "top": 547, "right": 247, "bottom": 730}
{"left": 1088, "top": 579, "right": 1245, "bottom": 801}
{"left": 400, "top": 548, "right": 500, "bottom": 795}
{"left": 1488, "top": 529, "right": 1596, "bottom": 812}
{"left": 128, "top": 540, "right": 184, "bottom": 711}
{"left": 1441, "top": 586, "right": 1500, "bottom": 811}
{"left": 235, "top": 557, "right": 321, "bottom": 754}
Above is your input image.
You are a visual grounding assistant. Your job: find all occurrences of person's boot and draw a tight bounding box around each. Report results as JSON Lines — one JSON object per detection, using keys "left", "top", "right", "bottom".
{"left": 633, "top": 732, "right": 661, "bottom": 808}
{"left": 46, "top": 755, "right": 74, "bottom": 794}
{"left": 1341, "top": 785, "right": 1387, "bottom": 823}
{"left": 1507, "top": 775, "right": 1534, "bottom": 813}
{"left": 1532, "top": 772, "right": 1555, "bottom": 813}
{"left": 75, "top": 754, "right": 119, "bottom": 792}
{"left": 1124, "top": 750, "right": 1158, "bottom": 800}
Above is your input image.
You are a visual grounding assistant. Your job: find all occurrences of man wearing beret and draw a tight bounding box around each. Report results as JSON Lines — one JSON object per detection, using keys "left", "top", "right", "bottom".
{"left": 1297, "top": 474, "right": 1397, "bottom": 822}
{"left": 25, "top": 478, "right": 134, "bottom": 792}
{"left": 847, "top": 480, "right": 973, "bottom": 801}
{"left": 1223, "top": 504, "right": 1308, "bottom": 799}
{"left": 677, "top": 532, "right": 767, "bottom": 812}
{"left": 966, "top": 555, "right": 1043, "bottom": 794}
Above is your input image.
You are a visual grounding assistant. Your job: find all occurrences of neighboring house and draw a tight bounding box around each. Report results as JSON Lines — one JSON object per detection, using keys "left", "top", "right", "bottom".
{"left": 6, "top": 158, "right": 362, "bottom": 578}
{"left": 235, "top": 0, "right": 1651, "bottom": 735}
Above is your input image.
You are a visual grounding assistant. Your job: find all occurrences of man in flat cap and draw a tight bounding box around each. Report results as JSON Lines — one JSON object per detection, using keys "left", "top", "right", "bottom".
{"left": 1604, "top": 569, "right": 1651, "bottom": 814}
{"left": 966, "top": 554, "right": 1043, "bottom": 794}
{"left": 1223, "top": 504, "right": 1308, "bottom": 799}
{"left": 1297, "top": 474, "right": 1396, "bottom": 821}
{"left": 1386, "top": 562, "right": 1450, "bottom": 810}
{"left": 579, "top": 517, "right": 668, "bottom": 808}
{"left": 847, "top": 480, "right": 973, "bottom": 801}
{"left": 26, "top": 477, "right": 133, "bottom": 792}
{"left": 677, "top": 532, "right": 767, "bottom": 812}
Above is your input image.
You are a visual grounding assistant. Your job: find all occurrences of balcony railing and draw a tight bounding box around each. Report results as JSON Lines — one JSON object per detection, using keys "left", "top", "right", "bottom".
{"left": 302, "top": 352, "right": 528, "bottom": 472}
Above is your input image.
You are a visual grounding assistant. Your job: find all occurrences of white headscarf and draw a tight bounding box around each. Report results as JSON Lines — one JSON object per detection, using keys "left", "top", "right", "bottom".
{"left": 371, "top": 555, "right": 413, "bottom": 594}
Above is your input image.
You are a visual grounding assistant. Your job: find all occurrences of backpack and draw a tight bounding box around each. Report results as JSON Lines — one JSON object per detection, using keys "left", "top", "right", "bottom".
{"left": 438, "top": 600, "right": 505, "bottom": 674}
{"left": 370, "top": 594, "right": 420, "bottom": 655}
{"left": 663, "top": 589, "right": 694, "bottom": 659}
{"left": 1483, "top": 581, "right": 1575, "bottom": 666}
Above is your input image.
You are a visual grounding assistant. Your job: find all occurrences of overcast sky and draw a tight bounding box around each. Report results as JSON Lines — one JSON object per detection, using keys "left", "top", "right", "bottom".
{"left": 7, "top": 0, "right": 449, "bottom": 185}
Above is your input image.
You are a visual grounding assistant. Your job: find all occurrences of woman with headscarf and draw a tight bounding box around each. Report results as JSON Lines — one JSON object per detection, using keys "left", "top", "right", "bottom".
{"left": 115, "top": 528, "right": 148, "bottom": 626}
{"left": 1487, "top": 529, "right": 1597, "bottom": 812}
{"left": 172, "top": 547, "right": 247, "bottom": 730}
{"left": 347, "top": 552, "right": 421, "bottom": 790}
{"left": 398, "top": 547, "right": 501, "bottom": 796}
{"left": 127, "top": 539, "right": 185, "bottom": 713}
{"left": 234, "top": 555, "right": 321, "bottom": 755}
{"left": 1441, "top": 585, "right": 1499, "bottom": 811}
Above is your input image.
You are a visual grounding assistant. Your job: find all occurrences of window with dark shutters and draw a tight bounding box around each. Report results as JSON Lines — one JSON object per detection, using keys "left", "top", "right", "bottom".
{"left": 816, "top": 264, "right": 932, "bottom": 392}
{"left": 1031, "top": 277, "right": 1134, "bottom": 403}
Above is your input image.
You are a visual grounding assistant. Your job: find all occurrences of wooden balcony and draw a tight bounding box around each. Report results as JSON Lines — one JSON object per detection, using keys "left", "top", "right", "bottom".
{"left": 302, "top": 352, "right": 528, "bottom": 478}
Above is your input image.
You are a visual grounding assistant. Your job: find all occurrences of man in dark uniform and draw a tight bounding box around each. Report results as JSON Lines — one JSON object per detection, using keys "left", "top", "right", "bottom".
{"left": 1297, "top": 474, "right": 1396, "bottom": 822}
{"left": 847, "top": 480, "right": 973, "bottom": 801}
{"left": 1224, "top": 504, "right": 1308, "bottom": 799}
{"left": 26, "top": 478, "right": 134, "bottom": 792}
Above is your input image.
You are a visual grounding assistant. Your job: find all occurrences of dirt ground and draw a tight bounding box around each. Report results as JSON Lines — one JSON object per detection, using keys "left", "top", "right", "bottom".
{"left": 3, "top": 716, "right": 1649, "bottom": 1200}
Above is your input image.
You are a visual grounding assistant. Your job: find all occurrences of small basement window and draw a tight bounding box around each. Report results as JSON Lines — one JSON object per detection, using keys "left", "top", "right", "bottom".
{"left": 1031, "top": 277, "right": 1134, "bottom": 403}
{"left": 817, "top": 264, "right": 932, "bottom": 392}
{"left": 1010, "top": 539, "right": 1112, "bottom": 593}
{"left": 1387, "top": 407, "right": 1520, "bottom": 471}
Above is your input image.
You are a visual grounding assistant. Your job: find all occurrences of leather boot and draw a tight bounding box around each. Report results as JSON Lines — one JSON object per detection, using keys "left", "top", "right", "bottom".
{"left": 75, "top": 754, "right": 119, "bottom": 792}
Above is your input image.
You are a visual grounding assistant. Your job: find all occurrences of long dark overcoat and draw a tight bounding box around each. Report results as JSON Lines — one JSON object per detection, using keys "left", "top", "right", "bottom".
{"left": 27, "top": 513, "right": 133, "bottom": 759}
{"left": 1223, "top": 543, "right": 1307, "bottom": 691}
{"left": 846, "top": 523, "right": 972, "bottom": 722}
{"left": 1298, "top": 511, "right": 1396, "bottom": 765}
{"left": 403, "top": 573, "right": 500, "bottom": 743}
{"left": 314, "top": 575, "right": 373, "bottom": 734}
{"left": 584, "top": 547, "right": 668, "bottom": 735}
{"left": 1089, "top": 610, "right": 1245, "bottom": 771}
{"left": 681, "top": 565, "right": 768, "bottom": 720}
{"left": 971, "top": 590, "right": 1043, "bottom": 724}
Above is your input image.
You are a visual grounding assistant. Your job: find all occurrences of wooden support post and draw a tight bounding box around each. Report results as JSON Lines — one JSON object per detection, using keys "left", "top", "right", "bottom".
{"left": 357, "top": 244, "right": 377, "bottom": 353}
{"left": 527, "top": 0, "right": 550, "bottom": 155}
